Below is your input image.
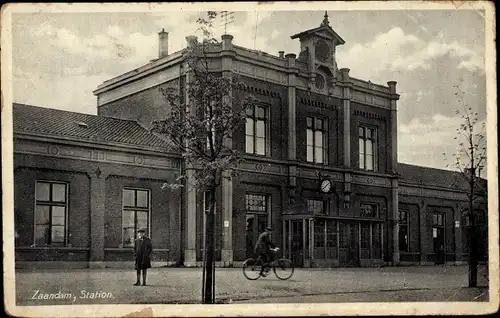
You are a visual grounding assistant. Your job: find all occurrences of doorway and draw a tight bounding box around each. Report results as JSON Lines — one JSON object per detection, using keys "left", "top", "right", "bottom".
{"left": 290, "top": 220, "right": 304, "bottom": 267}
{"left": 339, "top": 221, "right": 359, "bottom": 266}
{"left": 245, "top": 214, "right": 267, "bottom": 259}
{"left": 432, "top": 213, "right": 445, "bottom": 265}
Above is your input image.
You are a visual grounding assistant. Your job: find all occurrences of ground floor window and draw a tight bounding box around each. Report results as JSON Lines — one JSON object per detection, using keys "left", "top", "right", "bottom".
{"left": 283, "top": 218, "right": 384, "bottom": 266}
{"left": 34, "top": 181, "right": 68, "bottom": 246}
{"left": 122, "top": 188, "right": 150, "bottom": 247}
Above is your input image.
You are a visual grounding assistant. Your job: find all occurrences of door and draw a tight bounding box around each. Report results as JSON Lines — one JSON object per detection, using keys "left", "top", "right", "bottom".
{"left": 290, "top": 220, "right": 304, "bottom": 267}
{"left": 339, "top": 221, "right": 359, "bottom": 266}
{"left": 245, "top": 214, "right": 267, "bottom": 259}
{"left": 432, "top": 213, "right": 445, "bottom": 264}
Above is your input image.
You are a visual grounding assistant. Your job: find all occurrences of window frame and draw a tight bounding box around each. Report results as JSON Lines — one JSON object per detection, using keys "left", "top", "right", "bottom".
{"left": 358, "top": 125, "right": 377, "bottom": 171}
{"left": 307, "top": 199, "right": 328, "bottom": 215}
{"left": 360, "top": 222, "right": 371, "bottom": 249}
{"left": 306, "top": 116, "right": 328, "bottom": 164}
{"left": 245, "top": 193, "right": 271, "bottom": 229}
{"left": 34, "top": 180, "right": 69, "bottom": 247}
{"left": 245, "top": 104, "right": 269, "bottom": 156}
{"left": 360, "top": 203, "right": 378, "bottom": 218}
{"left": 205, "top": 99, "right": 219, "bottom": 151}
{"left": 121, "top": 187, "right": 151, "bottom": 248}
{"left": 432, "top": 212, "right": 444, "bottom": 227}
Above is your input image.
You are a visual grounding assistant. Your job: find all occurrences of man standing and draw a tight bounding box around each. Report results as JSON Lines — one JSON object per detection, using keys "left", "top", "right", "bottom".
{"left": 254, "top": 226, "right": 276, "bottom": 276}
{"left": 133, "top": 228, "right": 152, "bottom": 286}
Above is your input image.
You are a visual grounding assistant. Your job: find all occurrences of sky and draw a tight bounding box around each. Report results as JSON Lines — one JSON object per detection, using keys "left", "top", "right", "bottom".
{"left": 10, "top": 5, "right": 489, "bottom": 172}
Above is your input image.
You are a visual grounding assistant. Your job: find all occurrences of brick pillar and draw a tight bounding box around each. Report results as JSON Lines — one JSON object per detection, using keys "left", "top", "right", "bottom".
{"left": 221, "top": 34, "right": 235, "bottom": 266}
{"left": 391, "top": 179, "right": 400, "bottom": 266}
{"left": 340, "top": 68, "right": 352, "bottom": 210}
{"left": 387, "top": 81, "right": 399, "bottom": 173}
{"left": 419, "top": 202, "right": 427, "bottom": 264}
{"left": 184, "top": 167, "right": 197, "bottom": 266}
{"left": 183, "top": 41, "right": 197, "bottom": 266}
{"left": 286, "top": 53, "right": 297, "bottom": 161}
{"left": 286, "top": 53, "right": 298, "bottom": 211}
{"left": 221, "top": 170, "right": 233, "bottom": 266}
{"left": 340, "top": 68, "right": 351, "bottom": 167}
{"left": 89, "top": 168, "right": 106, "bottom": 268}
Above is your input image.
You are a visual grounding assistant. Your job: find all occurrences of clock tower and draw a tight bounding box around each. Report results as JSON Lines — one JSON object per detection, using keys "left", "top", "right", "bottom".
{"left": 291, "top": 11, "right": 345, "bottom": 95}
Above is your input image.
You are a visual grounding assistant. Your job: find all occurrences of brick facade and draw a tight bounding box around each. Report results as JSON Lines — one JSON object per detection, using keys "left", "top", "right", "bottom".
{"left": 13, "top": 17, "right": 487, "bottom": 268}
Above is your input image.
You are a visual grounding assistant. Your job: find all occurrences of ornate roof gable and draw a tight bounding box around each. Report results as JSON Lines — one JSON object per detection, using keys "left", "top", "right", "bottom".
{"left": 290, "top": 12, "right": 345, "bottom": 45}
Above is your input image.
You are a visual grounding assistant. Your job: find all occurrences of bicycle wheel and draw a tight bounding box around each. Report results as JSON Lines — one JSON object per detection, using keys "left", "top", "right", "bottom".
{"left": 273, "top": 258, "right": 294, "bottom": 280}
{"left": 243, "top": 258, "right": 262, "bottom": 280}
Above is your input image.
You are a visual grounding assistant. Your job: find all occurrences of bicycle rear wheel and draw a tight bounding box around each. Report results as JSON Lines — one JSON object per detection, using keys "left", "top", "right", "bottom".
{"left": 273, "top": 259, "right": 294, "bottom": 280}
{"left": 243, "top": 258, "right": 262, "bottom": 280}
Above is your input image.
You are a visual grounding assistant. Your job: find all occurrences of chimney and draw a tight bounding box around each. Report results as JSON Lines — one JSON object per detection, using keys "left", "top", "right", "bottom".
{"left": 278, "top": 51, "right": 284, "bottom": 58}
{"left": 158, "top": 29, "right": 169, "bottom": 58}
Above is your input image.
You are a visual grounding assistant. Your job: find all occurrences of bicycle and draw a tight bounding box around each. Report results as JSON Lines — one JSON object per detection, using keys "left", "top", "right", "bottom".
{"left": 242, "top": 247, "right": 294, "bottom": 280}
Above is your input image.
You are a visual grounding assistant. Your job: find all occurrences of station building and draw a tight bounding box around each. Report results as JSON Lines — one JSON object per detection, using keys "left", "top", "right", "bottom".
{"left": 13, "top": 14, "right": 488, "bottom": 268}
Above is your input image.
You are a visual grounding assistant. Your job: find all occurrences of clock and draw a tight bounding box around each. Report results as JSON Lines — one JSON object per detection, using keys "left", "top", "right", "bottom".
{"left": 320, "top": 179, "right": 332, "bottom": 193}
{"left": 315, "top": 39, "right": 331, "bottom": 63}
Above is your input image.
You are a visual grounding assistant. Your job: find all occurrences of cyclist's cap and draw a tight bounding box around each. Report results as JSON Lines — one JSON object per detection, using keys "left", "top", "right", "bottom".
{"left": 266, "top": 226, "right": 273, "bottom": 231}
{"left": 137, "top": 228, "right": 146, "bottom": 233}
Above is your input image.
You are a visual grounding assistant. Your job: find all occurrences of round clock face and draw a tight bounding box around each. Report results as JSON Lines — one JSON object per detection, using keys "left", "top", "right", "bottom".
{"left": 320, "top": 179, "right": 332, "bottom": 193}
{"left": 315, "top": 39, "right": 331, "bottom": 63}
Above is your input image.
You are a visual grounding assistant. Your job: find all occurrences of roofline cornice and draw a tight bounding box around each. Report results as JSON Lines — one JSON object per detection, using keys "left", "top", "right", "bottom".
{"left": 13, "top": 132, "right": 180, "bottom": 158}
{"left": 93, "top": 51, "right": 185, "bottom": 95}
{"left": 399, "top": 180, "right": 469, "bottom": 194}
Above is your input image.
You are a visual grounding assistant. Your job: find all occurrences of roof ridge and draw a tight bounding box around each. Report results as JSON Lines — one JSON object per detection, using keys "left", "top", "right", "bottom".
{"left": 398, "top": 162, "right": 460, "bottom": 174}
{"left": 13, "top": 103, "right": 172, "bottom": 150}
{"left": 13, "top": 103, "right": 142, "bottom": 125}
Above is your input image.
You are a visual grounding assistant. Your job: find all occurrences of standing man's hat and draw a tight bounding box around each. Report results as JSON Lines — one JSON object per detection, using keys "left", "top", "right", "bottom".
{"left": 137, "top": 228, "right": 146, "bottom": 233}
{"left": 266, "top": 226, "right": 273, "bottom": 231}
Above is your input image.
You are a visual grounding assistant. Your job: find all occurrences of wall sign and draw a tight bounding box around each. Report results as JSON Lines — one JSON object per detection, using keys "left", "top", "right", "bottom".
{"left": 455, "top": 220, "right": 460, "bottom": 228}
{"left": 432, "top": 228, "right": 437, "bottom": 238}
{"left": 224, "top": 220, "right": 229, "bottom": 228}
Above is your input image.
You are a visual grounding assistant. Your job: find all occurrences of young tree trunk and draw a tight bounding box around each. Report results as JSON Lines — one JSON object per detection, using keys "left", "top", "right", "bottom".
{"left": 468, "top": 180, "right": 478, "bottom": 287}
{"left": 203, "top": 186, "right": 216, "bottom": 303}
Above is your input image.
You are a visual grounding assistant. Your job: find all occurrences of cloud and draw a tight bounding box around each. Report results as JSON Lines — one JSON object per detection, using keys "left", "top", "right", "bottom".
{"left": 398, "top": 113, "right": 486, "bottom": 169}
{"left": 29, "top": 23, "right": 153, "bottom": 66}
{"left": 13, "top": 68, "right": 109, "bottom": 114}
{"left": 337, "top": 27, "right": 485, "bottom": 80}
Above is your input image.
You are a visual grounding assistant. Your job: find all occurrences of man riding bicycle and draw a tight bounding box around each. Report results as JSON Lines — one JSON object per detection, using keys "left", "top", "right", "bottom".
{"left": 254, "top": 226, "right": 276, "bottom": 277}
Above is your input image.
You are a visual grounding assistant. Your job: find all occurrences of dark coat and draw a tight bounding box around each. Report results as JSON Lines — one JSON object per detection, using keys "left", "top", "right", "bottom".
{"left": 134, "top": 236, "right": 152, "bottom": 270}
{"left": 254, "top": 232, "right": 275, "bottom": 254}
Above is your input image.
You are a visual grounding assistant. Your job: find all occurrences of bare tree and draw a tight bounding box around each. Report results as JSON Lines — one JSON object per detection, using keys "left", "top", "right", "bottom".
{"left": 151, "top": 12, "right": 255, "bottom": 303}
{"left": 444, "top": 84, "right": 487, "bottom": 287}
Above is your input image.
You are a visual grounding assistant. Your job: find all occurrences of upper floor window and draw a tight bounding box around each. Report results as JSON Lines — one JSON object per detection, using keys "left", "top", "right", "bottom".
{"left": 359, "top": 126, "right": 377, "bottom": 171}
{"left": 206, "top": 100, "right": 218, "bottom": 151}
{"left": 246, "top": 105, "right": 267, "bottom": 156}
{"left": 307, "top": 117, "right": 327, "bottom": 164}
{"left": 34, "top": 181, "right": 68, "bottom": 246}
{"left": 122, "top": 188, "right": 150, "bottom": 247}
{"left": 399, "top": 210, "right": 409, "bottom": 252}
{"left": 307, "top": 199, "right": 327, "bottom": 215}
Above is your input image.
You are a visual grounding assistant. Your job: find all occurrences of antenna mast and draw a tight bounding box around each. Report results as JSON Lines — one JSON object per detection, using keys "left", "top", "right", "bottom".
{"left": 220, "top": 11, "right": 235, "bottom": 35}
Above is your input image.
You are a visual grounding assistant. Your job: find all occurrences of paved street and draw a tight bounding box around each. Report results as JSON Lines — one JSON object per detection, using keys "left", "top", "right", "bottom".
{"left": 15, "top": 265, "right": 489, "bottom": 305}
